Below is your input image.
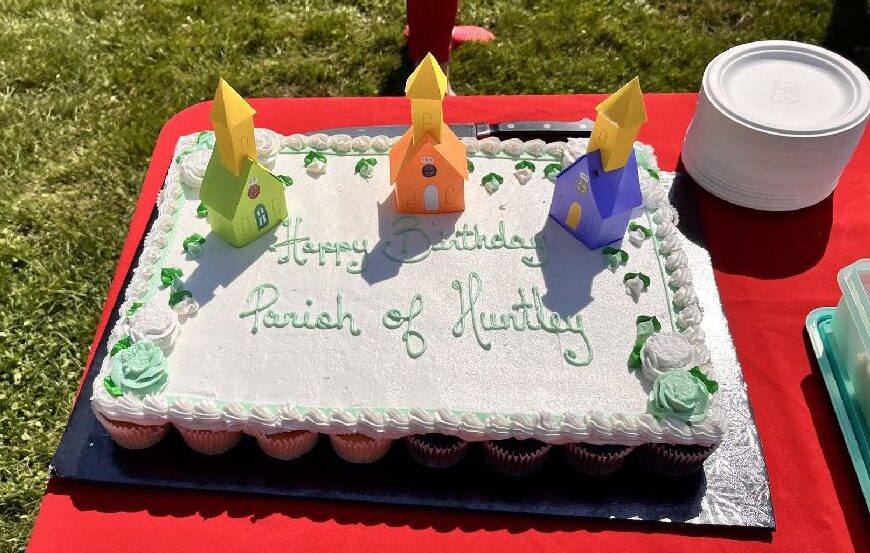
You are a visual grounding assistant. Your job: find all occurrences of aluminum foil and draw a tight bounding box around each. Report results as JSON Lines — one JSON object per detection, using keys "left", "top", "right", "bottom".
{"left": 655, "top": 171, "right": 774, "bottom": 527}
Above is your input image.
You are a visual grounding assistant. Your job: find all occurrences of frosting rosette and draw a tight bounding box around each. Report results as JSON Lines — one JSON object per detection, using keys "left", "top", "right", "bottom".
{"left": 126, "top": 303, "right": 180, "bottom": 352}
{"left": 178, "top": 149, "right": 212, "bottom": 189}
{"left": 109, "top": 340, "right": 169, "bottom": 397}
{"left": 641, "top": 332, "right": 695, "bottom": 381}
{"left": 255, "top": 128, "right": 282, "bottom": 170}
{"left": 648, "top": 370, "right": 710, "bottom": 423}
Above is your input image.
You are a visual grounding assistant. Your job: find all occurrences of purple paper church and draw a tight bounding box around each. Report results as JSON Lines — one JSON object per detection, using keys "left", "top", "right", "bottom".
{"left": 549, "top": 149, "right": 642, "bottom": 249}
{"left": 548, "top": 77, "right": 647, "bottom": 249}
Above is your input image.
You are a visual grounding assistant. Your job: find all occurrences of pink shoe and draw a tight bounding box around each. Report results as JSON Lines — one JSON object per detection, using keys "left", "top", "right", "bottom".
{"left": 402, "top": 25, "right": 495, "bottom": 49}
{"left": 451, "top": 25, "right": 495, "bottom": 49}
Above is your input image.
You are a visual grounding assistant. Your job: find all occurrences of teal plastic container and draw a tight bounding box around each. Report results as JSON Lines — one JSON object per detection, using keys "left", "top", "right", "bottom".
{"left": 830, "top": 259, "right": 870, "bottom": 427}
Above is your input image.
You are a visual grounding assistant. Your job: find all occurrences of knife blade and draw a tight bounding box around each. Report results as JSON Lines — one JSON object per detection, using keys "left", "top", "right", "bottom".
{"left": 317, "top": 118, "right": 594, "bottom": 141}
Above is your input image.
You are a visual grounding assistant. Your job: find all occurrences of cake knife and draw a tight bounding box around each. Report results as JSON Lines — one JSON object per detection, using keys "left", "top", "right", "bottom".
{"left": 318, "top": 118, "right": 594, "bottom": 140}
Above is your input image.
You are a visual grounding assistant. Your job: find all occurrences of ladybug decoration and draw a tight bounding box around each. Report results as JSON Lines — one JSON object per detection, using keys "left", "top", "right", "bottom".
{"left": 247, "top": 184, "right": 261, "bottom": 199}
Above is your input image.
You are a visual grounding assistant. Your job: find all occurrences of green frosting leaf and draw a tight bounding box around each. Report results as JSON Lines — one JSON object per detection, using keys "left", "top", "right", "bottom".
{"left": 109, "top": 340, "right": 169, "bottom": 398}
{"left": 168, "top": 288, "right": 193, "bottom": 307}
{"left": 648, "top": 370, "right": 711, "bottom": 423}
{"left": 646, "top": 167, "right": 660, "bottom": 180}
{"left": 467, "top": 159, "right": 475, "bottom": 173}
{"left": 690, "top": 366, "right": 719, "bottom": 394}
{"left": 103, "top": 376, "right": 124, "bottom": 397}
{"left": 127, "top": 302, "right": 144, "bottom": 316}
{"left": 182, "top": 233, "right": 206, "bottom": 255}
{"left": 160, "top": 267, "right": 183, "bottom": 288}
{"left": 304, "top": 151, "right": 327, "bottom": 166}
{"left": 623, "top": 272, "right": 651, "bottom": 290}
{"left": 481, "top": 172, "right": 504, "bottom": 194}
{"left": 544, "top": 163, "right": 562, "bottom": 178}
{"left": 602, "top": 246, "right": 629, "bottom": 269}
{"left": 196, "top": 202, "right": 208, "bottom": 217}
{"left": 628, "top": 222, "right": 652, "bottom": 238}
{"left": 514, "top": 160, "right": 535, "bottom": 172}
{"left": 628, "top": 315, "right": 661, "bottom": 369}
{"left": 279, "top": 175, "right": 294, "bottom": 188}
{"left": 110, "top": 336, "right": 133, "bottom": 357}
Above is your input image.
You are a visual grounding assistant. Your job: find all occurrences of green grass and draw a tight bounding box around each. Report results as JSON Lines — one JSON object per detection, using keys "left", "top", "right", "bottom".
{"left": 0, "top": 1, "right": 866, "bottom": 550}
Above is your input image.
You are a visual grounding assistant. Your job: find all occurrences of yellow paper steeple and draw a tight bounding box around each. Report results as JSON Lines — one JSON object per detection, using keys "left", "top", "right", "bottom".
{"left": 405, "top": 53, "right": 447, "bottom": 144}
{"left": 210, "top": 78, "right": 257, "bottom": 176}
{"left": 587, "top": 77, "right": 647, "bottom": 171}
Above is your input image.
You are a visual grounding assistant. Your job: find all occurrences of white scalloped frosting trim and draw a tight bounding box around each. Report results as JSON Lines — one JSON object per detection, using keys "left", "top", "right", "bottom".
{"left": 91, "top": 132, "right": 725, "bottom": 447}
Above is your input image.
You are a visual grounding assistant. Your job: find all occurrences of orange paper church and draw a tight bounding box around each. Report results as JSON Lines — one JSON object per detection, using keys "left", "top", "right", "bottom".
{"left": 389, "top": 53, "right": 468, "bottom": 214}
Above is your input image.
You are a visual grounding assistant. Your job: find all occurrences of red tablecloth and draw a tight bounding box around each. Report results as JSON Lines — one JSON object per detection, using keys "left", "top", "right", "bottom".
{"left": 27, "top": 94, "right": 870, "bottom": 552}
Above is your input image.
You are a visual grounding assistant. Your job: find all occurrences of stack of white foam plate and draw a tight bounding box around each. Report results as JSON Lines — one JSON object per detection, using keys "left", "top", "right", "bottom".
{"left": 682, "top": 41, "right": 870, "bottom": 211}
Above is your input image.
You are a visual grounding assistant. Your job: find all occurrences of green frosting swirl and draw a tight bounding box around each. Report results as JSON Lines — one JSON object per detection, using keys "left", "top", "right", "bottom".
{"left": 109, "top": 339, "right": 169, "bottom": 397}
{"left": 648, "top": 370, "right": 710, "bottom": 423}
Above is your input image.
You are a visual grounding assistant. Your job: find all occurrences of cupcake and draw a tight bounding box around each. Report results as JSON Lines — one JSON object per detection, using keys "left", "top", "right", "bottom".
{"left": 256, "top": 430, "right": 319, "bottom": 460}
{"left": 637, "top": 443, "right": 718, "bottom": 477}
{"left": 329, "top": 434, "right": 393, "bottom": 463}
{"left": 96, "top": 412, "right": 169, "bottom": 449}
{"left": 563, "top": 443, "right": 635, "bottom": 475}
{"left": 483, "top": 439, "right": 552, "bottom": 476}
{"left": 404, "top": 434, "right": 469, "bottom": 468}
{"left": 176, "top": 427, "right": 242, "bottom": 455}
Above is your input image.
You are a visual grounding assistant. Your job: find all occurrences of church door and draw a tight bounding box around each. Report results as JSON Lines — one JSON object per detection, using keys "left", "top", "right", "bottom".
{"left": 566, "top": 201, "right": 581, "bottom": 230}
{"left": 254, "top": 203, "right": 269, "bottom": 230}
{"left": 424, "top": 185, "right": 439, "bottom": 211}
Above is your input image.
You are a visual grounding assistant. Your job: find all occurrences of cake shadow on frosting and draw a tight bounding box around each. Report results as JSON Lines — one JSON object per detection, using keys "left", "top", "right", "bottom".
{"left": 361, "top": 191, "right": 460, "bottom": 286}
{"left": 180, "top": 228, "right": 275, "bottom": 307}
{"left": 533, "top": 217, "right": 602, "bottom": 317}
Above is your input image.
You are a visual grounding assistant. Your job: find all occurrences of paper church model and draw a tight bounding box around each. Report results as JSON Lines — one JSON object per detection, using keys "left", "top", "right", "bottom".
{"left": 199, "top": 78, "right": 288, "bottom": 247}
{"left": 389, "top": 53, "right": 468, "bottom": 214}
{"left": 549, "top": 77, "right": 647, "bottom": 249}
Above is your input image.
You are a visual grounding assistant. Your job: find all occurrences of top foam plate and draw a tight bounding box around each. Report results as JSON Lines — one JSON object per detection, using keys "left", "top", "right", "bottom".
{"left": 703, "top": 41, "right": 870, "bottom": 137}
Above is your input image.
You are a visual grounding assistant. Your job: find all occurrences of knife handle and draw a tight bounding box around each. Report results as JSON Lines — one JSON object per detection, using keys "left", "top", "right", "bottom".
{"left": 477, "top": 119, "right": 594, "bottom": 140}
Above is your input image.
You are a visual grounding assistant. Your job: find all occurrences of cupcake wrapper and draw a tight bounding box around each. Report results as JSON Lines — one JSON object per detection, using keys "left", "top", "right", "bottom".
{"left": 177, "top": 427, "right": 242, "bottom": 455}
{"left": 404, "top": 435, "right": 469, "bottom": 468}
{"left": 637, "top": 442, "right": 717, "bottom": 477}
{"left": 563, "top": 443, "right": 635, "bottom": 476}
{"left": 483, "top": 440, "right": 552, "bottom": 476}
{"left": 256, "top": 431, "right": 319, "bottom": 460}
{"left": 96, "top": 413, "right": 169, "bottom": 450}
{"left": 329, "top": 434, "right": 393, "bottom": 464}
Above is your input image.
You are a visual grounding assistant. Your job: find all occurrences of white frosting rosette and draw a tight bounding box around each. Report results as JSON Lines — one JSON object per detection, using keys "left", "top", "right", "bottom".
{"left": 628, "top": 227, "right": 649, "bottom": 247}
{"left": 370, "top": 135, "right": 391, "bottom": 152}
{"left": 479, "top": 136, "right": 501, "bottom": 155}
{"left": 501, "top": 138, "right": 525, "bottom": 156}
{"left": 461, "top": 137, "right": 480, "bottom": 154}
{"left": 255, "top": 128, "right": 282, "bottom": 170}
{"left": 545, "top": 141, "right": 567, "bottom": 157}
{"left": 328, "top": 134, "right": 353, "bottom": 153}
{"left": 284, "top": 133, "right": 307, "bottom": 150}
{"left": 624, "top": 275, "right": 647, "bottom": 301}
{"left": 126, "top": 304, "right": 180, "bottom": 353}
{"left": 523, "top": 139, "right": 547, "bottom": 157}
{"left": 566, "top": 137, "right": 589, "bottom": 156}
{"left": 351, "top": 136, "right": 372, "bottom": 152}
{"left": 306, "top": 133, "right": 330, "bottom": 150}
{"left": 306, "top": 159, "right": 327, "bottom": 177}
{"left": 641, "top": 332, "right": 697, "bottom": 381}
{"left": 178, "top": 149, "right": 212, "bottom": 190}
{"left": 358, "top": 161, "right": 376, "bottom": 179}
{"left": 172, "top": 296, "right": 200, "bottom": 318}
{"left": 514, "top": 168, "right": 533, "bottom": 185}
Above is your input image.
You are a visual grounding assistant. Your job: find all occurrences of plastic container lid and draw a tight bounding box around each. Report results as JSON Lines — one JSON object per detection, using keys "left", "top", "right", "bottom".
{"left": 839, "top": 258, "right": 870, "bottom": 356}
{"left": 704, "top": 41, "right": 870, "bottom": 137}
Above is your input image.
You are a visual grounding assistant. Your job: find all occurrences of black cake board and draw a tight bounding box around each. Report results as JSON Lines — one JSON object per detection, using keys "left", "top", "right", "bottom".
{"left": 50, "top": 127, "right": 774, "bottom": 531}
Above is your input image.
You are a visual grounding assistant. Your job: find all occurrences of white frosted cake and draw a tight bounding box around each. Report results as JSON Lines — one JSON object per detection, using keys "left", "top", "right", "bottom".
{"left": 91, "top": 130, "right": 725, "bottom": 475}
